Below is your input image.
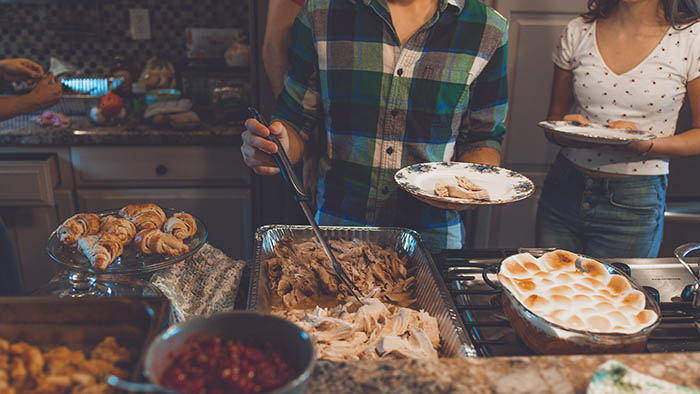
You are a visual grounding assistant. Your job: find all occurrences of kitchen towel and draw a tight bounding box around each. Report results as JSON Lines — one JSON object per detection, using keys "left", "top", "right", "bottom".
{"left": 586, "top": 360, "right": 699, "bottom": 394}
{"left": 151, "top": 243, "right": 245, "bottom": 323}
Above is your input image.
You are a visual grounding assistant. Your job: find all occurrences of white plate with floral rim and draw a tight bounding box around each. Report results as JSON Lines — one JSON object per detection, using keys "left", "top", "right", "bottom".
{"left": 394, "top": 162, "right": 535, "bottom": 206}
{"left": 538, "top": 120, "right": 656, "bottom": 145}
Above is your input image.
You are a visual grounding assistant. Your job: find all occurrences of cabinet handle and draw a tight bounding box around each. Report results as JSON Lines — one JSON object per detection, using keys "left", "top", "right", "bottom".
{"left": 155, "top": 164, "right": 168, "bottom": 176}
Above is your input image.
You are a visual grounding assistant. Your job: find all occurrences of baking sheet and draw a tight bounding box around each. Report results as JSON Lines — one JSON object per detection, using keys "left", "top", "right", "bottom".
{"left": 247, "top": 225, "right": 474, "bottom": 358}
{"left": 0, "top": 296, "right": 169, "bottom": 380}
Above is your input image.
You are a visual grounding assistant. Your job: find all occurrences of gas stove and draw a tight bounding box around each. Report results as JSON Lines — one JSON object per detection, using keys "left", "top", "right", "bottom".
{"left": 434, "top": 249, "right": 700, "bottom": 357}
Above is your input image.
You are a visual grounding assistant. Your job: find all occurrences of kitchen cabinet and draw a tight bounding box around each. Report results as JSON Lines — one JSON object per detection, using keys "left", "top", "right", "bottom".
{"left": 0, "top": 147, "right": 75, "bottom": 292}
{"left": 0, "top": 144, "right": 252, "bottom": 294}
{"left": 472, "top": 0, "right": 587, "bottom": 249}
{"left": 71, "top": 146, "right": 253, "bottom": 262}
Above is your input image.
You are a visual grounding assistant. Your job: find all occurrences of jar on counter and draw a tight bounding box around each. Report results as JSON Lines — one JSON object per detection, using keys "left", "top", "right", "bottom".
{"left": 211, "top": 82, "right": 249, "bottom": 123}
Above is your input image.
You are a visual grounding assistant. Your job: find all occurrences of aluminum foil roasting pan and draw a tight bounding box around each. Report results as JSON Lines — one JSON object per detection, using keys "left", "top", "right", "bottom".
{"left": 247, "top": 225, "right": 474, "bottom": 358}
{"left": 0, "top": 296, "right": 170, "bottom": 380}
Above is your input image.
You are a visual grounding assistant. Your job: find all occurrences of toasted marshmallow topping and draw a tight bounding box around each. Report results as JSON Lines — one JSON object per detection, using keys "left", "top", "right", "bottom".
{"left": 499, "top": 250, "right": 658, "bottom": 334}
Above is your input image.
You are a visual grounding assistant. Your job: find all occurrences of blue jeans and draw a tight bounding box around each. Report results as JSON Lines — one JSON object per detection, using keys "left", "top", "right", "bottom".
{"left": 535, "top": 153, "right": 667, "bottom": 258}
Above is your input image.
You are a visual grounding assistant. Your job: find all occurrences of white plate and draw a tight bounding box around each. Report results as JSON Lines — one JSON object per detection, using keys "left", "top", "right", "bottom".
{"left": 394, "top": 162, "right": 535, "bottom": 206}
{"left": 538, "top": 120, "right": 656, "bottom": 145}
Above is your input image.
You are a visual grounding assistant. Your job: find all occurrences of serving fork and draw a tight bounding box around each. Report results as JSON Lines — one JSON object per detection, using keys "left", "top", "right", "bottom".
{"left": 247, "top": 107, "right": 364, "bottom": 303}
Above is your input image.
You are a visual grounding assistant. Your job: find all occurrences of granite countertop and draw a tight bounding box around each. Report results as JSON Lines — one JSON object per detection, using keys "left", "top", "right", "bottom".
{"left": 0, "top": 115, "right": 244, "bottom": 145}
{"left": 307, "top": 352, "right": 700, "bottom": 393}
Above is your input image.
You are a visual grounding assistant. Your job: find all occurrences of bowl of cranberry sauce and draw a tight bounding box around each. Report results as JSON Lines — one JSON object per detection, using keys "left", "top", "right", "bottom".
{"left": 143, "top": 312, "right": 315, "bottom": 394}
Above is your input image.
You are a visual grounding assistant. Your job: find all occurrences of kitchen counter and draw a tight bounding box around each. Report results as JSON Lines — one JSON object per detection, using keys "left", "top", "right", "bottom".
{"left": 306, "top": 352, "right": 700, "bottom": 393}
{"left": 0, "top": 115, "right": 243, "bottom": 145}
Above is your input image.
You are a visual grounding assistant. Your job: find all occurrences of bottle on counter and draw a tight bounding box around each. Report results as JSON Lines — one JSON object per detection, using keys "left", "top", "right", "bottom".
{"left": 111, "top": 56, "right": 133, "bottom": 96}
{"left": 131, "top": 82, "right": 147, "bottom": 119}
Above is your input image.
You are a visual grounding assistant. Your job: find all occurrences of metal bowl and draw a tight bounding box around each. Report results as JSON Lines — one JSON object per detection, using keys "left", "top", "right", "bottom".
{"left": 143, "top": 311, "right": 315, "bottom": 393}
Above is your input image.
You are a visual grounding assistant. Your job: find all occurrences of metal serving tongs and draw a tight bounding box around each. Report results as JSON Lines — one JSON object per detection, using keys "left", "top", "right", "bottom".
{"left": 675, "top": 243, "right": 700, "bottom": 308}
{"left": 248, "top": 107, "right": 364, "bottom": 303}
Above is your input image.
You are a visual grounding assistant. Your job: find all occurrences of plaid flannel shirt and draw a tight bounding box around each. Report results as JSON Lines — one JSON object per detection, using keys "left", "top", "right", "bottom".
{"left": 272, "top": 0, "right": 508, "bottom": 252}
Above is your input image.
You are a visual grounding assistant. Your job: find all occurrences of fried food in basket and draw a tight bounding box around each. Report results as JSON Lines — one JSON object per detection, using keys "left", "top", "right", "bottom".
{"left": 57, "top": 213, "right": 101, "bottom": 245}
{"left": 0, "top": 336, "right": 130, "bottom": 394}
{"left": 162, "top": 212, "right": 197, "bottom": 240}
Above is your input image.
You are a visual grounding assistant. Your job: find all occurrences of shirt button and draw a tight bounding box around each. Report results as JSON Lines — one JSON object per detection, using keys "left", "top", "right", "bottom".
{"left": 382, "top": 187, "right": 389, "bottom": 194}
{"left": 397, "top": 68, "right": 403, "bottom": 76}
{"left": 386, "top": 147, "right": 393, "bottom": 155}
{"left": 391, "top": 109, "right": 398, "bottom": 117}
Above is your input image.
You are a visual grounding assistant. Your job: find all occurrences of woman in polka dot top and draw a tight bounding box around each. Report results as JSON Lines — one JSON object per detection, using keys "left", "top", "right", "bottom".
{"left": 536, "top": 0, "right": 700, "bottom": 258}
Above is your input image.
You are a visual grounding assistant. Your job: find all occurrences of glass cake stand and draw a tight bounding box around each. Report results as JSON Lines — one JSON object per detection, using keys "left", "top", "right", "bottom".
{"left": 42, "top": 207, "right": 208, "bottom": 297}
{"left": 32, "top": 272, "right": 165, "bottom": 298}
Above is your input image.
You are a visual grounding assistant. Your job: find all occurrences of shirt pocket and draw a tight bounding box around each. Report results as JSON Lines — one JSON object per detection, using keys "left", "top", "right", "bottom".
{"left": 409, "top": 63, "right": 471, "bottom": 137}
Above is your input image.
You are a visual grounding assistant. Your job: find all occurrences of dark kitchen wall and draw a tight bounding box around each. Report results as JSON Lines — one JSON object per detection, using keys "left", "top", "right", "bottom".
{"left": 0, "top": 0, "right": 249, "bottom": 75}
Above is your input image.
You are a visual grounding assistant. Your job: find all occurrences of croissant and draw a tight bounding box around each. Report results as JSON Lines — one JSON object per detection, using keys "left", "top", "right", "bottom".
{"left": 57, "top": 213, "right": 101, "bottom": 245}
{"left": 163, "top": 212, "right": 197, "bottom": 240}
{"left": 119, "top": 203, "right": 166, "bottom": 230}
{"left": 100, "top": 216, "right": 137, "bottom": 246}
{"left": 78, "top": 233, "right": 123, "bottom": 270}
{"left": 133, "top": 229, "right": 189, "bottom": 256}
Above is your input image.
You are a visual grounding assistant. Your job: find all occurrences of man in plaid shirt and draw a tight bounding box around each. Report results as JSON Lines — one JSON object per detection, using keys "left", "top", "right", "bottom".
{"left": 242, "top": 0, "right": 508, "bottom": 252}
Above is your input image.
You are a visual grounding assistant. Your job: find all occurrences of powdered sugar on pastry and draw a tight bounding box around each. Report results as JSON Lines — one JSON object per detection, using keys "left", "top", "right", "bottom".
{"left": 498, "top": 250, "right": 657, "bottom": 334}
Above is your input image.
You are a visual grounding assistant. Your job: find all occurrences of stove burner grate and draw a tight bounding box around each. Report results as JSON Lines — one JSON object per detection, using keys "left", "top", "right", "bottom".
{"left": 435, "top": 249, "right": 700, "bottom": 357}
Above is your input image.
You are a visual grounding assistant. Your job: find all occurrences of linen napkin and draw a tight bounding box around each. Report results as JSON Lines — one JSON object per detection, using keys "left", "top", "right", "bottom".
{"left": 587, "top": 360, "right": 699, "bottom": 394}
{"left": 150, "top": 243, "right": 246, "bottom": 323}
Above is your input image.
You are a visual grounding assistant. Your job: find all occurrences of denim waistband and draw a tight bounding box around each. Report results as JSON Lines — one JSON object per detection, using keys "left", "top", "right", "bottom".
{"left": 551, "top": 153, "right": 667, "bottom": 189}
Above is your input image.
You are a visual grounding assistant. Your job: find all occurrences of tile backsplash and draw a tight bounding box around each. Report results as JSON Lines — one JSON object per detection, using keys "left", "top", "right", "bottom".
{"left": 0, "top": 0, "right": 249, "bottom": 76}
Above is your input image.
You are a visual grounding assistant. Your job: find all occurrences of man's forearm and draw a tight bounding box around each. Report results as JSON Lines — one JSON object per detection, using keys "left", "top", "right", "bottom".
{"left": 457, "top": 146, "right": 501, "bottom": 166}
{"left": 263, "top": 40, "right": 291, "bottom": 98}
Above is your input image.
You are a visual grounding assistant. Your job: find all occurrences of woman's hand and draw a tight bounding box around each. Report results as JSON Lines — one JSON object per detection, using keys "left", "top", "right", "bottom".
{"left": 544, "top": 113, "right": 601, "bottom": 148}
{"left": 626, "top": 139, "right": 655, "bottom": 156}
{"left": 0, "top": 58, "right": 43, "bottom": 82}
{"left": 605, "top": 120, "right": 653, "bottom": 156}
{"left": 562, "top": 113, "right": 589, "bottom": 125}
{"left": 608, "top": 120, "right": 638, "bottom": 129}
{"left": 27, "top": 74, "right": 61, "bottom": 111}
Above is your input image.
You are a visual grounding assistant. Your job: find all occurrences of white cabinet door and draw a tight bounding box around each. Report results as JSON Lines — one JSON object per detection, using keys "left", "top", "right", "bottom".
{"left": 474, "top": 0, "right": 586, "bottom": 248}
{"left": 77, "top": 188, "right": 253, "bottom": 261}
{"left": 1, "top": 207, "right": 59, "bottom": 293}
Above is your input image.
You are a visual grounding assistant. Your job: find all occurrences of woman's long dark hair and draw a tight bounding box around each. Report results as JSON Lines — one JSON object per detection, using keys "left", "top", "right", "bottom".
{"left": 582, "top": 0, "right": 700, "bottom": 28}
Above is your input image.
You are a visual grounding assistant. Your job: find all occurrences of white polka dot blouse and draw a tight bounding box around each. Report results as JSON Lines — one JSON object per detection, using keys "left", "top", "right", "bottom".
{"left": 552, "top": 17, "right": 700, "bottom": 175}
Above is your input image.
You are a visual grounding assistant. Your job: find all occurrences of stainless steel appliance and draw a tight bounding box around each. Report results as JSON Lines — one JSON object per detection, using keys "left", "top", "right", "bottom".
{"left": 435, "top": 249, "right": 700, "bottom": 357}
